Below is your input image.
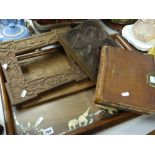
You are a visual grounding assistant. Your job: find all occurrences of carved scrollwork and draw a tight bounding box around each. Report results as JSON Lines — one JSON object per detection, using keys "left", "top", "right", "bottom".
{"left": 0, "top": 30, "right": 58, "bottom": 56}
{"left": 59, "top": 20, "right": 119, "bottom": 81}
{"left": 0, "top": 29, "right": 88, "bottom": 105}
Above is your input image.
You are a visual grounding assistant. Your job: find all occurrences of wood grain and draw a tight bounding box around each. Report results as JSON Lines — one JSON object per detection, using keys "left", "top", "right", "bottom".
{"left": 0, "top": 42, "right": 88, "bottom": 105}
{"left": 0, "top": 67, "right": 16, "bottom": 134}
{"left": 59, "top": 20, "right": 119, "bottom": 81}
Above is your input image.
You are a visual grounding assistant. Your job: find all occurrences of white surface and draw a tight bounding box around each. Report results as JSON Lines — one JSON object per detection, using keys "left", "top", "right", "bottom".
{"left": 21, "top": 90, "right": 27, "bottom": 98}
{"left": 122, "top": 24, "right": 155, "bottom": 51}
{"left": 94, "top": 114, "right": 155, "bottom": 135}
{"left": 121, "top": 92, "right": 129, "bottom": 96}
{"left": 2, "top": 63, "right": 8, "bottom": 70}
{"left": 150, "top": 76, "right": 155, "bottom": 83}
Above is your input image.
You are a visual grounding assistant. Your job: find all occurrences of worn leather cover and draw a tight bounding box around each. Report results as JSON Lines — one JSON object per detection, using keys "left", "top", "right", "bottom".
{"left": 95, "top": 46, "right": 155, "bottom": 114}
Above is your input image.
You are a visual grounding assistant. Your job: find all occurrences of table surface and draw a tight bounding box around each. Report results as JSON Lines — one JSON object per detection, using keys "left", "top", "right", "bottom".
{"left": 0, "top": 20, "right": 155, "bottom": 135}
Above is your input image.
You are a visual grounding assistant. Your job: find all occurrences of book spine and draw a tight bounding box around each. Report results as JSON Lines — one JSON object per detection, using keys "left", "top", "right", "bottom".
{"left": 94, "top": 46, "right": 108, "bottom": 103}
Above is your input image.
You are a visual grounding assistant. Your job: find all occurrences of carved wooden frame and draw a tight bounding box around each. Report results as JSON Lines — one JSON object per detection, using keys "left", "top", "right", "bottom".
{"left": 0, "top": 29, "right": 87, "bottom": 105}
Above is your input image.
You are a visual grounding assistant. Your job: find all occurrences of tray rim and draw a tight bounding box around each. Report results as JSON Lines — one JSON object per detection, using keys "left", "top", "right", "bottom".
{"left": 0, "top": 30, "right": 88, "bottom": 106}
{"left": 0, "top": 66, "right": 139, "bottom": 135}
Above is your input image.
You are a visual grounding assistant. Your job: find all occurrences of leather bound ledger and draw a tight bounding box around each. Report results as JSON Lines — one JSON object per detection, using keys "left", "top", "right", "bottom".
{"left": 95, "top": 46, "right": 155, "bottom": 114}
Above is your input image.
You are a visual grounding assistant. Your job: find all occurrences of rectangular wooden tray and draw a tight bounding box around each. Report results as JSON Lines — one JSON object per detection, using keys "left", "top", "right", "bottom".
{"left": 0, "top": 33, "right": 139, "bottom": 135}
{"left": 0, "top": 66, "right": 139, "bottom": 135}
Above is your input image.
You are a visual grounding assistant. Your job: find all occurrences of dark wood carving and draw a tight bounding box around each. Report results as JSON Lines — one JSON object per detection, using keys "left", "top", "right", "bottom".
{"left": 20, "top": 79, "right": 95, "bottom": 108}
{"left": 0, "top": 30, "right": 89, "bottom": 105}
{"left": 0, "top": 34, "right": 139, "bottom": 135}
{"left": 0, "top": 29, "right": 58, "bottom": 55}
{"left": 59, "top": 20, "right": 119, "bottom": 81}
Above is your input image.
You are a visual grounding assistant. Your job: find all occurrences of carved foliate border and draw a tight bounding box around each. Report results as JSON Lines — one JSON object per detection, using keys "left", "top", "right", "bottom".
{"left": 0, "top": 30, "right": 59, "bottom": 55}
{"left": 0, "top": 29, "right": 87, "bottom": 105}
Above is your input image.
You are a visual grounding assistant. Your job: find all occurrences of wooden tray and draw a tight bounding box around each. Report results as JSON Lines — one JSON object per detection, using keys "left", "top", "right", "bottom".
{"left": 0, "top": 33, "right": 139, "bottom": 135}
{"left": 0, "top": 66, "right": 139, "bottom": 135}
{"left": 13, "top": 88, "right": 118, "bottom": 135}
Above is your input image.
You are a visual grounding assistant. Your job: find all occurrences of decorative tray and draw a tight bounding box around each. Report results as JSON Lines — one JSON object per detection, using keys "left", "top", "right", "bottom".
{"left": 0, "top": 33, "right": 139, "bottom": 135}
{"left": 0, "top": 69, "right": 138, "bottom": 135}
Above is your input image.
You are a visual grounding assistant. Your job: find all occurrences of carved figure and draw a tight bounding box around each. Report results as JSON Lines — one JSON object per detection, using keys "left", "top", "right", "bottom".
{"left": 96, "top": 105, "right": 118, "bottom": 115}
{"left": 68, "top": 119, "right": 79, "bottom": 130}
{"left": 89, "top": 118, "right": 93, "bottom": 124}
{"left": 67, "top": 107, "right": 98, "bottom": 131}
{"left": 78, "top": 107, "right": 90, "bottom": 127}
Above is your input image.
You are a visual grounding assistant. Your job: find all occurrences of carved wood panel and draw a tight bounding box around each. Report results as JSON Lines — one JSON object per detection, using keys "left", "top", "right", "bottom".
{"left": 0, "top": 29, "right": 59, "bottom": 55}
{"left": 0, "top": 30, "right": 88, "bottom": 106}
{"left": 59, "top": 20, "right": 119, "bottom": 81}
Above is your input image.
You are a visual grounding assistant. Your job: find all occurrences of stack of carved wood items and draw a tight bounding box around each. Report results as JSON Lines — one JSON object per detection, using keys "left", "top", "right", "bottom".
{"left": 0, "top": 19, "right": 155, "bottom": 135}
